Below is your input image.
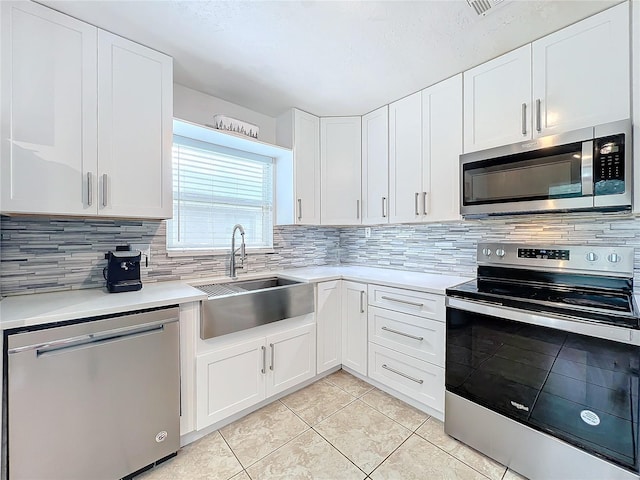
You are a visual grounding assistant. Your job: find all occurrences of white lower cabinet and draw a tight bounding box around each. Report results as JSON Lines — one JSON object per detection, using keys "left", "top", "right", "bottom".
{"left": 368, "top": 342, "right": 444, "bottom": 413}
{"left": 195, "top": 319, "right": 315, "bottom": 430}
{"left": 367, "top": 284, "right": 446, "bottom": 415}
{"left": 316, "top": 280, "right": 342, "bottom": 373}
{"left": 341, "top": 281, "right": 368, "bottom": 376}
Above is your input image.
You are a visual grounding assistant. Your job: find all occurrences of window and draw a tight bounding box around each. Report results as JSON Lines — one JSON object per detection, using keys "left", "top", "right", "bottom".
{"left": 167, "top": 135, "right": 274, "bottom": 253}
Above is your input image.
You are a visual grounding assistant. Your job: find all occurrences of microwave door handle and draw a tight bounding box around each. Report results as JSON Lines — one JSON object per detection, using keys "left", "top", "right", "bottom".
{"left": 581, "top": 140, "right": 594, "bottom": 196}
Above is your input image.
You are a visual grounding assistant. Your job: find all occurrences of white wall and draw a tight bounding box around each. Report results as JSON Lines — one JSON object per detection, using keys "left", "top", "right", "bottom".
{"left": 173, "top": 84, "right": 277, "bottom": 144}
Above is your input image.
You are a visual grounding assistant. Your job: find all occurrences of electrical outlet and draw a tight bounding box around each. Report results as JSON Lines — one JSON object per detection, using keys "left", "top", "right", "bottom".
{"left": 365, "top": 227, "right": 371, "bottom": 238}
{"left": 130, "top": 243, "right": 151, "bottom": 266}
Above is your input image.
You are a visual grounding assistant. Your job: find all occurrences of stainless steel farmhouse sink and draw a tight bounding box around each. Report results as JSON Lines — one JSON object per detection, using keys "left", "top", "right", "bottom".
{"left": 194, "top": 277, "right": 314, "bottom": 339}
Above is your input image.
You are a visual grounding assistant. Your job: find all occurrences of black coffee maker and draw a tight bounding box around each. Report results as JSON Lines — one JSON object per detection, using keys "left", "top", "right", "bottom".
{"left": 103, "top": 247, "right": 143, "bottom": 293}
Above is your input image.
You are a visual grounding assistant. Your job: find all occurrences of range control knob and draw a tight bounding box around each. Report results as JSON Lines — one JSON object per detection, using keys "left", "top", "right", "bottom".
{"left": 586, "top": 252, "right": 598, "bottom": 262}
{"left": 496, "top": 248, "right": 506, "bottom": 258}
{"left": 482, "top": 248, "right": 492, "bottom": 257}
{"left": 608, "top": 253, "right": 621, "bottom": 263}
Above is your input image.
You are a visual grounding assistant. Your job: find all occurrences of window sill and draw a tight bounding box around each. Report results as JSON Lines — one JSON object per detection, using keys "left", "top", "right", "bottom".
{"left": 166, "top": 247, "right": 275, "bottom": 258}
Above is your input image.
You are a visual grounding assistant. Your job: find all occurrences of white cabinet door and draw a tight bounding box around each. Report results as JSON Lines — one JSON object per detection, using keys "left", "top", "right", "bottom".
{"left": 266, "top": 321, "right": 316, "bottom": 397}
{"left": 196, "top": 337, "right": 266, "bottom": 430}
{"left": 389, "top": 92, "right": 423, "bottom": 223}
{"left": 316, "top": 280, "right": 342, "bottom": 374}
{"left": 294, "top": 110, "right": 321, "bottom": 224}
{"left": 0, "top": 1, "right": 97, "bottom": 215}
{"left": 532, "top": 3, "right": 630, "bottom": 137}
{"left": 341, "top": 281, "right": 368, "bottom": 376}
{"left": 463, "top": 45, "right": 532, "bottom": 153}
{"left": 422, "top": 74, "right": 463, "bottom": 222}
{"left": 320, "top": 117, "right": 362, "bottom": 225}
{"left": 362, "top": 106, "right": 389, "bottom": 225}
{"left": 97, "top": 30, "right": 173, "bottom": 218}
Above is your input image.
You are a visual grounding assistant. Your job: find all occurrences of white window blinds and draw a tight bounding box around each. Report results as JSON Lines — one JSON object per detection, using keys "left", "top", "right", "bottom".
{"left": 167, "top": 135, "right": 274, "bottom": 251}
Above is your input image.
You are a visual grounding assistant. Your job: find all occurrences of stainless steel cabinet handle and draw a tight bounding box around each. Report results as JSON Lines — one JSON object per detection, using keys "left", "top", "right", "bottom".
{"left": 382, "top": 364, "right": 424, "bottom": 384}
{"left": 297, "top": 199, "right": 302, "bottom": 220}
{"left": 380, "top": 295, "right": 424, "bottom": 308}
{"left": 356, "top": 200, "right": 360, "bottom": 219}
{"left": 521, "top": 103, "right": 527, "bottom": 135}
{"left": 102, "top": 173, "right": 108, "bottom": 207}
{"left": 382, "top": 197, "right": 387, "bottom": 218}
{"left": 261, "top": 345, "right": 266, "bottom": 374}
{"left": 415, "top": 193, "right": 420, "bottom": 216}
{"left": 423, "top": 192, "right": 428, "bottom": 215}
{"left": 8, "top": 318, "right": 177, "bottom": 355}
{"left": 360, "top": 290, "right": 365, "bottom": 313}
{"left": 535, "top": 99, "right": 541, "bottom": 132}
{"left": 382, "top": 326, "right": 424, "bottom": 341}
{"left": 269, "top": 343, "right": 274, "bottom": 371}
{"left": 86, "top": 172, "right": 93, "bottom": 206}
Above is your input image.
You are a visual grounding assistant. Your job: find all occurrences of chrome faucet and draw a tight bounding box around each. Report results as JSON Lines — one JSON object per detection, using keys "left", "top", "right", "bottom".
{"left": 229, "top": 224, "right": 246, "bottom": 279}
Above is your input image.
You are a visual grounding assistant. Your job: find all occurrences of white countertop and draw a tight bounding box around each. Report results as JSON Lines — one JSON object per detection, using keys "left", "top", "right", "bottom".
{"left": 0, "top": 265, "right": 472, "bottom": 331}
{"left": 278, "top": 265, "right": 471, "bottom": 294}
{"left": 0, "top": 281, "right": 207, "bottom": 330}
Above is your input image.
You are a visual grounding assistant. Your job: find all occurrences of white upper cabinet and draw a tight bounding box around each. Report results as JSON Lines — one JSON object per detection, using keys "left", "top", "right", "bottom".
{"left": 464, "top": 3, "right": 630, "bottom": 153}
{"left": 388, "top": 92, "right": 423, "bottom": 223}
{"left": 422, "top": 74, "right": 463, "bottom": 222}
{"left": 320, "top": 116, "right": 362, "bottom": 225}
{"left": 0, "top": 1, "right": 173, "bottom": 218}
{"left": 276, "top": 108, "right": 321, "bottom": 225}
{"left": 532, "top": 2, "right": 630, "bottom": 136}
{"left": 361, "top": 106, "right": 389, "bottom": 225}
{"left": 97, "top": 30, "right": 173, "bottom": 218}
{"left": 0, "top": 1, "right": 98, "bottom": 216}
{"left": 463, "top": 45, "right": 532, "bottom": 153}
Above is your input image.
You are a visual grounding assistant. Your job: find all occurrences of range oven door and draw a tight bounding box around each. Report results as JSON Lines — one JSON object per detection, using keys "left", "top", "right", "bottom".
{"left": 446, "top": 301, "right": 640, "bottom": 473}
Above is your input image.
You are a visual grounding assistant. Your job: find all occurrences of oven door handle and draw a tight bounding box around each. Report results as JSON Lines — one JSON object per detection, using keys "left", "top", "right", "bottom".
{"left": 446, "top": 297, "right": 637, "bottom": 345}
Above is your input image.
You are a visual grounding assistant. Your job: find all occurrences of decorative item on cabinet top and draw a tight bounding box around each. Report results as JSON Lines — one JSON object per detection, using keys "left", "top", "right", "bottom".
{"left": 208, "top": 115, "right": 259, "bottom": 139}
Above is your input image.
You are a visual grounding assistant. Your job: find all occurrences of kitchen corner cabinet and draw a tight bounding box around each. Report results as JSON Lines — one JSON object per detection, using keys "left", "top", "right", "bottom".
{"left": 388, "top": 92, "right": 423, "bottom": 224}
{"left": 0, "top": 1, "right": 173, "bottom": 218}
{"left": 196, "top": 318, "right": 316, "bottom": 430}
{"left": 341, "top": 281, "right": 368, "bottom": 375}
{"left": 362, "top": 106, "right": 389, "bottom": 225}
{"left": 316, "top": 280, "right": 342, "bottom": 373}
{"left": 276, "top": 109, "right": 321, "bottom": 225}
{"left": 463, "top": 2, "right": 629, "bottom": 153}
{"left": 320, "top": 117, "right": 362, "bottom": 225}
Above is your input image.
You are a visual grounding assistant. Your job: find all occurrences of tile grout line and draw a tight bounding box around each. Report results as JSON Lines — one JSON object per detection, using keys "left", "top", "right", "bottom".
{"left": 367, "top": 431, "right": 415, "bottom": 478}
{"left": 309, "top": 423, "right": 370, "bottom": 478}
{"left": 413, "top": 424, "right": 502, "bottom": 480}
{"left": 216, "top": 431, "right": 247, "bottom": 480}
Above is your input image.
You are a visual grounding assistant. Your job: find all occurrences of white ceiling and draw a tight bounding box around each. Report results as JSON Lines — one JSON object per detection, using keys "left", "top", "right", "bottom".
{"left": 40, "top": 0, "right": 621, "bottom": 118}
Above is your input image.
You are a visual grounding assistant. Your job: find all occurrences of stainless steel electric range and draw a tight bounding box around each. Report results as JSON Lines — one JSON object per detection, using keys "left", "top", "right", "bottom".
{"left": 445, "top": 243, "right": 640, "bottom": 480}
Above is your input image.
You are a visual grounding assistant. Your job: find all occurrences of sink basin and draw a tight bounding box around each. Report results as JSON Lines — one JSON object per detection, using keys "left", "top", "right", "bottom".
{"left": 195, "top": 276, "right": 314, "bottom": 339}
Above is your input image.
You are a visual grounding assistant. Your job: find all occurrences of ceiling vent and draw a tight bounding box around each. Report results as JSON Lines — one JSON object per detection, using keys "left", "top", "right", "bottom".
{"left": 467, "top": 0, "right": 506, "bottom": 16}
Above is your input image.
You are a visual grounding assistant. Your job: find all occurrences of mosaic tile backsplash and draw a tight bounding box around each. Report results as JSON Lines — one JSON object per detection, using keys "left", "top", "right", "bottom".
{"left": 2, "top": 211, "right": 640, "bottom": 296}
{"left": 0, "top": 217, "right": 339, "bottom": 296}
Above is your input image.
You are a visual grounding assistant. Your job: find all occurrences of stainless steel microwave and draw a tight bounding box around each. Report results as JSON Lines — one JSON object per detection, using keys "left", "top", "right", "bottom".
{"left": 459, "top": 120, "right": 632, "bottom": 216}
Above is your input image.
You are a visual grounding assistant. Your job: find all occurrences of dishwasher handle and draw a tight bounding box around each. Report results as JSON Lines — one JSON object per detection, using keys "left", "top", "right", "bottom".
{"left": 8, "top": 318, "right": 178, "bottom": 356}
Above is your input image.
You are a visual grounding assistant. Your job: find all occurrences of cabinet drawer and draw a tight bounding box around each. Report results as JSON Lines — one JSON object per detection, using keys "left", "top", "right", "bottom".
{"left": 368, "top": 343, "right": 444, "bottom": 413}
{"left": 368, "top": 306, "right": 444, "bottom": 366}
{"left": 368, "top": 284, "right": 444, "bottom": 320}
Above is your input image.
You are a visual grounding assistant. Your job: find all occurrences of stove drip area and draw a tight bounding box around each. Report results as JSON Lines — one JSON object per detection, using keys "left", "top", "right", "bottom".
{"left": 446, "top": 308, "right": 640, "bottom": 472}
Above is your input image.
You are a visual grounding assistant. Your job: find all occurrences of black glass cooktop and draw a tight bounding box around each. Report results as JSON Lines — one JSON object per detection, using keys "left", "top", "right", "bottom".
{"left": 447, "top": 267, "right": 638, "bottom": 329}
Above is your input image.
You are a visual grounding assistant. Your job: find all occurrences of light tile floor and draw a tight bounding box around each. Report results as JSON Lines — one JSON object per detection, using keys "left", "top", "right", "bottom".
{"left": 137, "top": 370, "right": 528, "bottom": 480}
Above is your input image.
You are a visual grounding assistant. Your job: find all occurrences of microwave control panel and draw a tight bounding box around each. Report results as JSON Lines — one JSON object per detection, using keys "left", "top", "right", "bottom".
{"left": 594, "top": 134, "right": 625, "bottom": 196}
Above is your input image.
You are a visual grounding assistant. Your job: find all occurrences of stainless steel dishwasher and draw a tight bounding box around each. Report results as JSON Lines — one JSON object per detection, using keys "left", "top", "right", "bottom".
{"left": 5, "top": 306, "right": 180, "bottom": 480}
